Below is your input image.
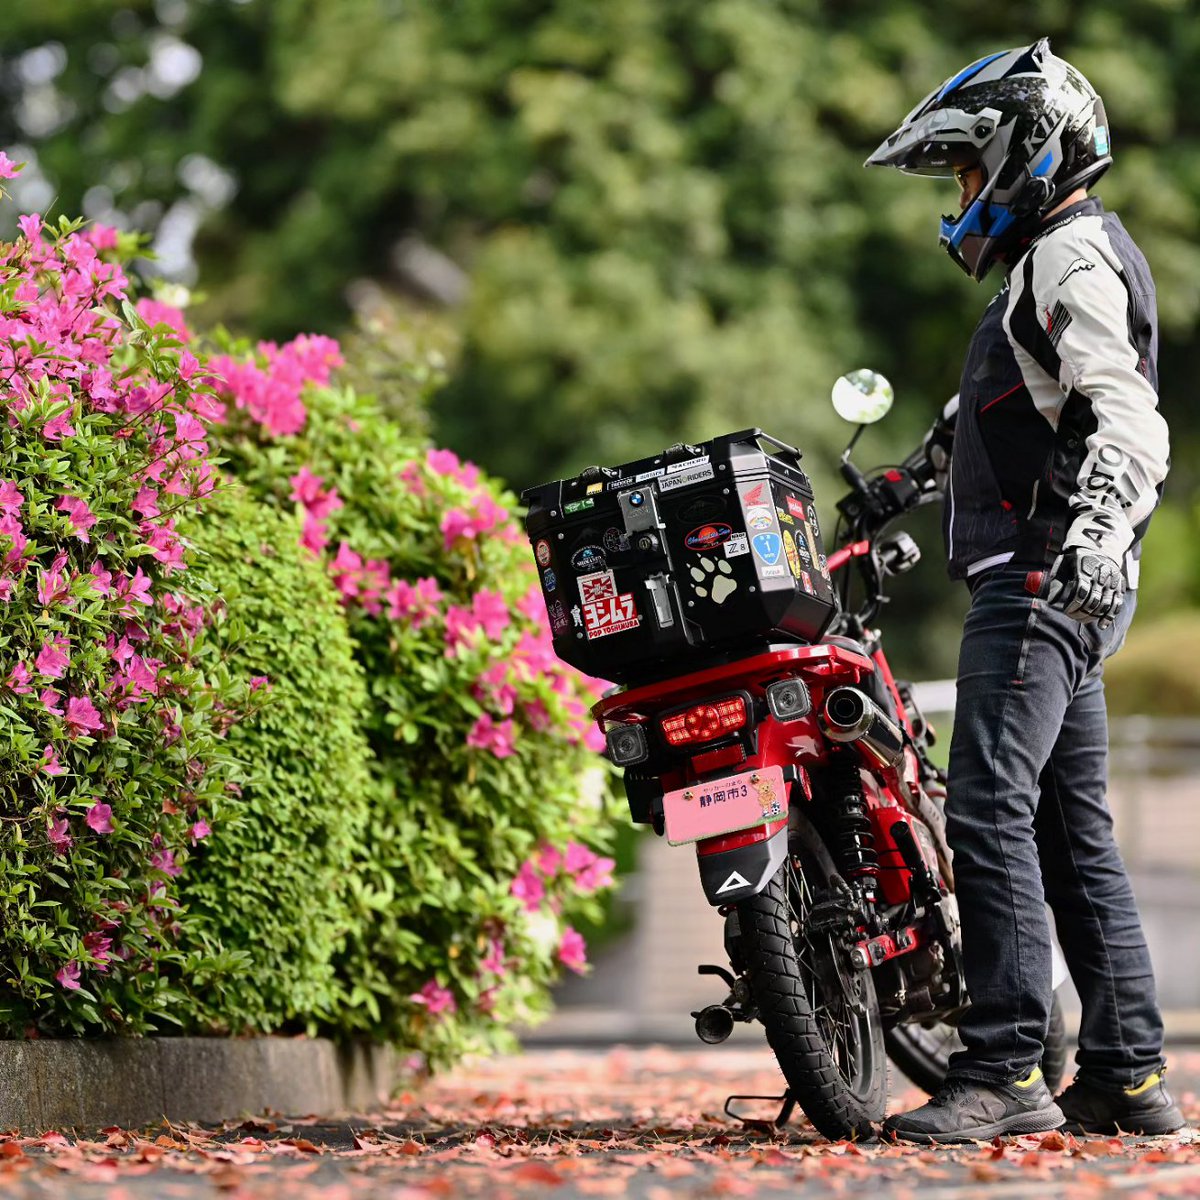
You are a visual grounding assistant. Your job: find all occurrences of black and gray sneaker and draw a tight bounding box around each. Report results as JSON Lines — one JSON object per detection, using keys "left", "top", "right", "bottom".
{"left": 1057, "top": 1070, "right": 1186, "bottom": 1136}
{"left": 884, "top": 1066, "right": 1065, "bottom": 1144}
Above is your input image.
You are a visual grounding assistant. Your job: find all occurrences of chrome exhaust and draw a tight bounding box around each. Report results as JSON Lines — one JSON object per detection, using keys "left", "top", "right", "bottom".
{"left": 693, "top": 1003, "right": 736, "bottom": 1045}
{"left": 819, "top": 686, "right": 905, "bottom": 769}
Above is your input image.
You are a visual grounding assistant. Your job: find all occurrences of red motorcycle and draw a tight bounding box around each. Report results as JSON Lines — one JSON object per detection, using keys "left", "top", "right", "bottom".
{"left": 522, "top": 372, "right": 1066, "bottom": 1140}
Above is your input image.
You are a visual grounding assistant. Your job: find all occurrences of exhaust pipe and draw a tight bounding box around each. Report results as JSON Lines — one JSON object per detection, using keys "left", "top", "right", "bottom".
{"left": 819, "top": 686, "right": 905, "bottom": 769}
{"left": 693, "top": 1004, "right": 736, "bottom": 1044}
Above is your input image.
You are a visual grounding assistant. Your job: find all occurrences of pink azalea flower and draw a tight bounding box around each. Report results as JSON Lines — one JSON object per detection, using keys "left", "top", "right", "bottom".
{"left": 57, "top": 496, "right": 97, "bottom": 542}
{"left": 40, "top": 688, "right": 63, "bottom": 716}
{"left": 131, "top": 485, "right": 160, "bottom": 519}
{"left": 151, "top": 848, "right": 182, "bottom": 877}
{"left": 115, "top": 566, "right": 153, "bottom": 614}
{"left": 288, "top": 465, "right": 325, "bottom": 505}
{"left": 18, "top": 213, "right": 41, "bottom": 243}
{"left": 536, "top": 845, "right": 564, "bottom": 877}
{"left": 558, "top": 926, "right": 588, "bottom": 974}
{"left": 510, "top": 860, "right": 545, "bottom": 913}
{"left": 85, "top": 802, "right": 114, "bottom": 834}
{"left": 524, "top": 698, "right": 553, "bottom": 732}
{"left": 440, "top": 507, "right": 476, "bottom": 551}
{"left": 55, "top": 961, "right": 81, "bottom": 991}
{"left": 299, "top": 514, "right": 328, "bottom": 556}
{"left": 466, "top": 712, "right": 516, "bottom": 758}
{"left": 249, "top": 675, "right": 270, "bottom": 692}
{"left": 0, "top": 578, "right": 13, "bottom": 603}
{"left": 35, "top": 635, "right": 70, "bottom": 679}
{"left": 471, "top": 588, "right": 510, "bottom": 640}
{"left": 37, "top": 552, "right": 72, "bottom": 606}
{"left": 64, "top": 694, "right": 104, "bottom": 737}
{"left": 40, "top": 744, "right": 65, "bottom": 776}
{"left": 6, "top": 662, "right": 32, "bottom": 694}
{"left": 190, "top": 819, "right": 211, "bottom": 843}
{"left": 82, "top": 931, "right": 113, "bottom": 971}
{"left": 0, "top": 481, "right": 23, "bottom": 517}
{"left": 444, "top": 605, "right": 482, "bottom": 657}
{"left": 480, "top": 938, "right": 507, "bottom": 976}
{"left": 42, "top": 412, "right": 77, "bottom": 441}
{"left": 86, "top": 223, "right": 119, "bottom": 251}
{"left": 409, "top": 979, "right": 457, "bottom": 1016}
{"left": 426, "top": 448, "right": 463, "bottom": 477}
{"left": 88, "top": 561, "right": 113, "bottom": 597}
{"left": 135, "top": 297, "right": 190, "bottom": 339}
{"left": 0, "top": 151, "right": 22, "bottom": 180}
{"left": 47, "top": 814, "right": 72, "bottom": 855}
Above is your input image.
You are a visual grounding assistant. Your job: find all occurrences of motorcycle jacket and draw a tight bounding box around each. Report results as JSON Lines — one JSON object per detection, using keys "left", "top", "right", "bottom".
{"left": 944, "top": 195, "right": 1169, "bottom": 586}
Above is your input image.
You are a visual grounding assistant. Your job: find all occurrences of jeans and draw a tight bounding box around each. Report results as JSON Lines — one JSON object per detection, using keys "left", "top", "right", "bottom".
{"left": 945, "top": 564, "right": 1165, "bottom": 1089}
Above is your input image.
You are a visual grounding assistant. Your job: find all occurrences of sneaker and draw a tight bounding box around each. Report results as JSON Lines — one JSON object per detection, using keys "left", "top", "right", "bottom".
{"left": 1057, "top": 1070, "right": 1186, "bottom": 1136}
{"left": 883, "top": 1066, "right": 1065, "bottom": 1144}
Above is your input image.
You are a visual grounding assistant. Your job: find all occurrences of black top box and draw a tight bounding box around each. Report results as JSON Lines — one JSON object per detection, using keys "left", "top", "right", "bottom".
{"left": 520, "top": 430, "right": 839, "bottom": 685}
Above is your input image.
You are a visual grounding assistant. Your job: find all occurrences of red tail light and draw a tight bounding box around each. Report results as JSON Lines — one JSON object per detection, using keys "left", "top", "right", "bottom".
{"left": 660, "top": 696, "right": 748, "bottom": 747}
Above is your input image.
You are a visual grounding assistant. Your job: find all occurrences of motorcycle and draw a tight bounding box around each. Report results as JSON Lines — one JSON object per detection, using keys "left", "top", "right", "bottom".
{"left": 521, "top": 371, "right": 1067, "bottom": 1140}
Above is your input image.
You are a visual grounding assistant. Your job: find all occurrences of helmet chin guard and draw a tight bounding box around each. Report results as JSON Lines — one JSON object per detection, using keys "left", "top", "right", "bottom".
{"left": 866, "top": 38, "right": 1113, "bottom": 280}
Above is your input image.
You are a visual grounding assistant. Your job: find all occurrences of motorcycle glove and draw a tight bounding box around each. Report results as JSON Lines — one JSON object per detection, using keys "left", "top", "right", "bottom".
{"left": 1046, "top": 548, "right": 1125, "bottom": 625}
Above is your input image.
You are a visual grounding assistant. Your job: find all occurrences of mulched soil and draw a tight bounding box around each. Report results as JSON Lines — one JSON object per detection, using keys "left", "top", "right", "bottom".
{"left": 1, "top": 1045, "right": 1199, "bottom": 1198}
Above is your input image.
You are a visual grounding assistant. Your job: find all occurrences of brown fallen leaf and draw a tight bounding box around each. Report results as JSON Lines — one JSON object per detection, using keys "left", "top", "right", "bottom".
{"left": 510, "top": 1162, "right": 566, "bottom": 1185}
{"left": 278, "top": 1137, "right": 323, "bottom": 1154}
{"left": 0, "top": 1144, "right": 24, "bottom": 1160}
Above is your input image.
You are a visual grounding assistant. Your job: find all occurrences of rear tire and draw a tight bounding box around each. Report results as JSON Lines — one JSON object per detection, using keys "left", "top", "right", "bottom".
{"left": 736, "top": 811, "right": 887, "bottom": 1140}
{"left": 885, "top": 989, "right": 1070, "bottom": 1094}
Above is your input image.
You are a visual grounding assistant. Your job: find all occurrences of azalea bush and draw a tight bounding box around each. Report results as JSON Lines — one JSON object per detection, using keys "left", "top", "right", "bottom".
{"left": 0, "top": 173, "right": 260, "bottom": 1035}
{"left": 199, "top": 334, "right": 623, "bottom": 1063}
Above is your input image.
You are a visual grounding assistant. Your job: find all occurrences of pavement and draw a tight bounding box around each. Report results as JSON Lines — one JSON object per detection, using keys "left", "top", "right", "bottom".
{"left": 1, "top": 1044, "right": 1198, "bottom": 1198}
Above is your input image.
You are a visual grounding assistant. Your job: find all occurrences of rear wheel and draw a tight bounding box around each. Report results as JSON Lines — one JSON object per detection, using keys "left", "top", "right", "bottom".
{"left": 736, "top": 811, "right": 887, "bottom": 1140}
{"left": 885, "top": 990, "right": 1069, "bottom": 1094}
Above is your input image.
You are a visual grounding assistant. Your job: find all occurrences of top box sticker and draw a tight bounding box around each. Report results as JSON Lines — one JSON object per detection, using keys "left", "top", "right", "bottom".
{"left": 658, "top": 463, "right": 715, "bottom": 492}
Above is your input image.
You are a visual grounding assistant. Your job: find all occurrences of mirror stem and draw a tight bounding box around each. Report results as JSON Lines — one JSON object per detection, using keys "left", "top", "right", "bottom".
{"left": 839, "top": 425, "right": 870, "bottom": 491}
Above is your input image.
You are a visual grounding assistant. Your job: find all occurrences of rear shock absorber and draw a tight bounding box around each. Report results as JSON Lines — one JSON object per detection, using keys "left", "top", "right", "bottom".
{"left": 826, "top": 750, "right": 880, "bottom": 914}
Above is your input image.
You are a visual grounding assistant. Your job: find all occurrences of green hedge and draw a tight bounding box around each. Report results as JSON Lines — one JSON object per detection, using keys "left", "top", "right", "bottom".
{"left": 175, "top": 485, "right": 377, "bottom": 1034}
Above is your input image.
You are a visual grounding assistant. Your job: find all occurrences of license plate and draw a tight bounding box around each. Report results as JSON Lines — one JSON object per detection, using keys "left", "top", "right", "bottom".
{"left": 662, "top": 765, "right": 787, "bottom": 847}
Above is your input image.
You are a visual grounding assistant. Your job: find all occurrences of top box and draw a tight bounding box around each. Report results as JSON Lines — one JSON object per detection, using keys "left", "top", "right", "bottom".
{"left": 521, "top": 429, "right": 840, "bottom": 685}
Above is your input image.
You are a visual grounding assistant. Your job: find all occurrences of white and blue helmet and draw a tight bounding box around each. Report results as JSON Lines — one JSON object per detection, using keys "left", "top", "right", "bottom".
{"left": 866, "top": 38, "right": 1112, "bottom": 280}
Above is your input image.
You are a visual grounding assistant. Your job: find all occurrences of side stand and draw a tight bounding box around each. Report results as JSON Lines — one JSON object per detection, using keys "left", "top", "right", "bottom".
{"left": 724, "top": 1090, "right": 798, "bottom": 1129}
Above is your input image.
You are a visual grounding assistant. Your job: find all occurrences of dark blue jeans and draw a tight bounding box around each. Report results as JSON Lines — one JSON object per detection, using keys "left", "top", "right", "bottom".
{"left": 945, "top": 564, "right": 1165, "bottom": 1089}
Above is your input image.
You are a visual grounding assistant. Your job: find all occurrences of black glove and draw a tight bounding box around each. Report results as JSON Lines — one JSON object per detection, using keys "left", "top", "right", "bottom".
{"left": 903, "top": 395, "right": 958, "bottom": 492}
{"left": 1046, "top": 549, "right": 1125, "bottom": 625}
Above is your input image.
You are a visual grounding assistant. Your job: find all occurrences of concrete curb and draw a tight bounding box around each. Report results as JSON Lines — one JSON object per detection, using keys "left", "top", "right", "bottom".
{"left": 0, "top": 1038, "right": 403, "bottom": 1130}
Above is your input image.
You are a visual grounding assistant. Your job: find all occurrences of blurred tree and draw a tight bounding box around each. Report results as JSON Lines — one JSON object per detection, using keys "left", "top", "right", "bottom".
{"left": 2, "top": 0, "right": 1199, "bottom": 676}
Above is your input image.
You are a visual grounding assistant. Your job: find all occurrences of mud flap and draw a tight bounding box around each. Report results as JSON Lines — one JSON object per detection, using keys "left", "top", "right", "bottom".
{"left": 697, "top": 825, "right": 789, "bottom": 906}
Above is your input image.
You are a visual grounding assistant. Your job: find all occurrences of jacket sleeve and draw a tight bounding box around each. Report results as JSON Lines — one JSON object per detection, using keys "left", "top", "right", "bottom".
{"left": 1031, "top": 242, "right": 1169, "bottom": 565}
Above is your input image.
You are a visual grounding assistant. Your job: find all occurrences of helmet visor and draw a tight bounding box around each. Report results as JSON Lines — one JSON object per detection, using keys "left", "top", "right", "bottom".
{"left": 865, "top": 105, "right": 1002, "bottom": 176}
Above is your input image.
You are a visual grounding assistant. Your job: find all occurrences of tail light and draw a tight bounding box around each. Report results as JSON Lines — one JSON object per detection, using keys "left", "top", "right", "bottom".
{"left": 660, "top": 695, "right": 747, "bottom": 747}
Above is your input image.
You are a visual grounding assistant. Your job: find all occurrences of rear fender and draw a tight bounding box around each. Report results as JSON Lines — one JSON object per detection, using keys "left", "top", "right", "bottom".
{"left": 696, "top": 823, "right": 788, "bottom": 905}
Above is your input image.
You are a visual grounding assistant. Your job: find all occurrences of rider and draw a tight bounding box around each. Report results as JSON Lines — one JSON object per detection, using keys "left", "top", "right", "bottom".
{"left": 865, "top": 38, "right": 1184, "bottom": 1142}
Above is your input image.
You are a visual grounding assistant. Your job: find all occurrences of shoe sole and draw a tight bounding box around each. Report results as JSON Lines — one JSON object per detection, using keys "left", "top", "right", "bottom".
{"left": 1061, "top": 1110, "right": 1186, "bottom": 1138}
{"left": 885, "top": 1103, "right": 1065, "bottom": 1145}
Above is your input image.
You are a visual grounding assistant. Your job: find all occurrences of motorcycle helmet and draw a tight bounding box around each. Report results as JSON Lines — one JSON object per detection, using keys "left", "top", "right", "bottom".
{"left": 865, "top": 38, "right": 1112, "bottom": 280}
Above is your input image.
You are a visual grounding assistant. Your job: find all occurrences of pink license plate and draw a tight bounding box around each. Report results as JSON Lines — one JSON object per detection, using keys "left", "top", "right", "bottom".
{"left": 662, "top": 766, "right": 788, "bottom": 846}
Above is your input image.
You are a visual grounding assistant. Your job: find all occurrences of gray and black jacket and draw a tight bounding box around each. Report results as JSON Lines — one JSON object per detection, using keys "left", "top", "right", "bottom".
{"left": 942, "top": 195, "right": 1169, "bottom": 586}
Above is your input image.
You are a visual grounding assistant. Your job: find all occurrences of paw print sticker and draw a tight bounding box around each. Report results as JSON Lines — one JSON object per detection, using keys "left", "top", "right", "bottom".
{"left": 689, "top": 555, "right": 738, "bottom": 605}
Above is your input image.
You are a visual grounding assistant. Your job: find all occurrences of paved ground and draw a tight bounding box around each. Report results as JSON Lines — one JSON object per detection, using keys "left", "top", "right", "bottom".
{"left": 1, "top": 1045, "right": 1199, "bottom": 1198}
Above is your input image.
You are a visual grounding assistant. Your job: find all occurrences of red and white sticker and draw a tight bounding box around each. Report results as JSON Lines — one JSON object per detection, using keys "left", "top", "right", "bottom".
{"left": 584, "top": 593, "right": 640, "bottom": 639}
{"left": 579, "top": 570, "right": 640, "bottom": 639}
{"left": 535, "top": 539, "right": 552, "bottom": 567}
{"left": 786, "top": 495, "right": 806, "bottom": 520}
{"left": 741, "top": 482, "right": 768, "bottom": 507}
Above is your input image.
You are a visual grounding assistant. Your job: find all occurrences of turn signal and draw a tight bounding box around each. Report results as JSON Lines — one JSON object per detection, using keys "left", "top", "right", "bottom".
{"left": 606, "top": 723, "right": 649, "bottom": 766}
{"left": 660, "top": 696, "right": 747, "bottom": 747}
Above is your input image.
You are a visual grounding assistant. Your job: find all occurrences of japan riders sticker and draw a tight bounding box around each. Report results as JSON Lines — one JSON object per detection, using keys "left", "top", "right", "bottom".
{"left": 571, "top": 545, "right": 606, "bottom": 573}
{"left": 752, "top": 532, "right": 782, "bottom": 566}
{"left": 745, "top": 505, "right": 774, "bottom": 531}
{"left": 658, "top": 463, "right": 714, "bottom": 492}
{"left": 685, "top": 522, "right": 732, "bottom": 551}
{"left": 535, "top": 539, "right": 551, "bottom": 568}
{"left": 786, "top": 495, "right": 805, "bottom": 520}
{"left": 724, "top": 533, "right": 750, "bottom": 558}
